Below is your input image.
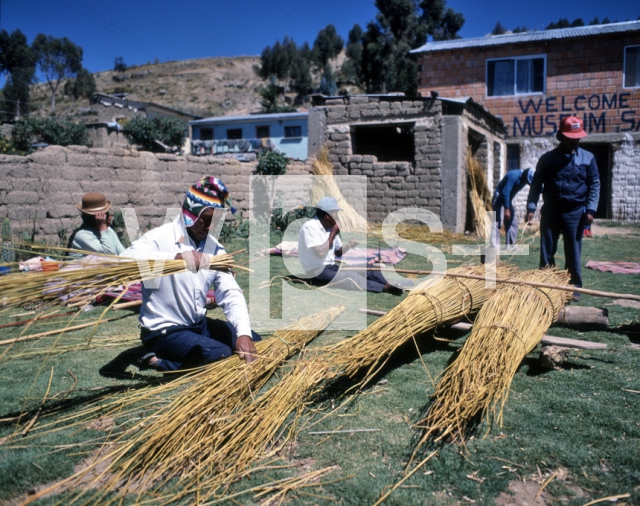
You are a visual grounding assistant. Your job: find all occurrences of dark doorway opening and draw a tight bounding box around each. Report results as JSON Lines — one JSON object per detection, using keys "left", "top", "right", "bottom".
{"left": 580, "top": 143, "right": 610, "bottom": 219}
{"left": 351, "top": 123, "right": 415, "bottom": 162}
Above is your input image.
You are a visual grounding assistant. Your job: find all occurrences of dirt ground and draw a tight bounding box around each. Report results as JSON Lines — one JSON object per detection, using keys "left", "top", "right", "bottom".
{"left": 590, "top": 223, "right": 639, "bottom": 236}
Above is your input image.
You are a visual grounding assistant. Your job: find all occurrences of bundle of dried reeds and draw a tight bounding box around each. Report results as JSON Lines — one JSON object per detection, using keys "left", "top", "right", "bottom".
{"left": 467, "top": 149, "right": 492, "bottom": 238}
{"left": 311, "top": 147, "right": 368, "bottom": 233}
{"left": 23, "top": 306, "right": 345, "bottom": 504}
{"left": 413, "top": 268, "right": 571, "bottom": 449}
{"left": 0, "top": 250, "right": 238, "bottom": 312}
{"left": 87, "top": 265, "right": 509, "bottom": 503}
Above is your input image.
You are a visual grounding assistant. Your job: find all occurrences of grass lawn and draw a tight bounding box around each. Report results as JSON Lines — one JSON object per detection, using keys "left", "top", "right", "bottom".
{"left": 0, "top": 226, "right": 639, "bottom": 505}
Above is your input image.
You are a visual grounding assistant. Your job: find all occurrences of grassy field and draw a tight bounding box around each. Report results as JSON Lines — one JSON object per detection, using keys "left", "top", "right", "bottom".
{"left": 0, "top": 225, "right": 639, "bottom": 505}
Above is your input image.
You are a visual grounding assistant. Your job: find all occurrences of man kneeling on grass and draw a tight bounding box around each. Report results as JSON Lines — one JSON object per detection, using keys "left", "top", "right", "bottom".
{"left": 121, "top": 176, "right": 260, "bottom": 371}
{"left": 297, "top": 196, "right": 402, "bottom": 295}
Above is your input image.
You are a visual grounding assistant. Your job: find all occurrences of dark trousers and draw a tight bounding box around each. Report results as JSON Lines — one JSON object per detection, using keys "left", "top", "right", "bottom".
{"left": 140, "top": 318, "right": 262, "bottom": 372}
{"left": 540, "top": 204, "right": 586, "bottom": 287}
{"left": 312, "top": 264, "right": 387, "bottom": 292}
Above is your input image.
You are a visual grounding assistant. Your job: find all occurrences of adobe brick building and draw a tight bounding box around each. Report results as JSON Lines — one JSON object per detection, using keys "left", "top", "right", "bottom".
{"left": 309, "top": 94, "right": 506, "bottom": 232}
{"left": 412, "top": 21, "right": 640, "bottom": 222}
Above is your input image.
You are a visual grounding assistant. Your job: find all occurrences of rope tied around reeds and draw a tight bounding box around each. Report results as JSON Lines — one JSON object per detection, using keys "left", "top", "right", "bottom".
{"left": 412, "top": 268, "right": 572, "bottom": 454}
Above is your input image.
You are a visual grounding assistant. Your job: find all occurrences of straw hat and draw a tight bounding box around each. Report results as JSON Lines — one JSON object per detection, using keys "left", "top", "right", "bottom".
{"left": 77, "top": 192, "right": 111, "bottom": 215}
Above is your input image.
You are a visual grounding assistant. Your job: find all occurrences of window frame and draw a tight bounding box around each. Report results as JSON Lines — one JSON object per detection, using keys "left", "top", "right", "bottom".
{"left": 226, "top": 128, "right": 242, "bottom": 140}
{"left": 199, "top": 128, "right": 214, "bottom": 141}
{"left": 284, "top": 125, "right": 302, "bottom": 139}
{"left": 485, "top": 54, "right": 547, "bottom": 97}
{"left": 623, "top": 44, "right": 640, "bottom": 89}
{"left": 256, "top": 125, "right": 270, "bottom": 139}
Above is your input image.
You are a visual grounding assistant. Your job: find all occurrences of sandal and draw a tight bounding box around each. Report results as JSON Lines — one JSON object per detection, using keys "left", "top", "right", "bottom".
{"left": 138, "top": 352, "right": 158, "bottom": 370}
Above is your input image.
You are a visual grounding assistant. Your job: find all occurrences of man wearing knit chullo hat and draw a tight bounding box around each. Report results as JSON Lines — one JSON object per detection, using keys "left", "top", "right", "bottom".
{"left": 121, "top": 176, "right": 260, "bottom": 371}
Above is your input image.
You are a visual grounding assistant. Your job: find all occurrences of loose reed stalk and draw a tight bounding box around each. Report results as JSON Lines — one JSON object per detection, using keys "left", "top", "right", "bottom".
{"left": 467, "top": 149, "right": 492, "bottom": 238}
{"left": 413, "top": 268, "right": 571, "bottom": 452}
{"left": 311, "top": 147, "right": 368, "bottom": 233}
{"left": 23, "top": 305, "right": 345, "bottom": 505}
{"left": 0, "top": 249, "right": 238, "bottom": 312}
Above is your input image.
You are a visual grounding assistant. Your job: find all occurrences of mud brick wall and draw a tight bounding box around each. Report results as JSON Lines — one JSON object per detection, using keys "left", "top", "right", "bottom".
{"left": 310, "top": 96, "right": 443, "bottom": 222}
{"left": 0, "top": 146, "right": 312, "bottom": 244}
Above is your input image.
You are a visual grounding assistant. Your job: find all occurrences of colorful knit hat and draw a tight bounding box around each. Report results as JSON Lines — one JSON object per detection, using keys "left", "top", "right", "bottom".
{"left": 182, "top": 176, "right": 236, "bottom": 227}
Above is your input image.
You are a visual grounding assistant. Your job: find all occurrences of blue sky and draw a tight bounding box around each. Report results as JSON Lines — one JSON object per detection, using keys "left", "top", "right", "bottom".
{"left": 1, "top": 0, "right": 639, "bottom": 74}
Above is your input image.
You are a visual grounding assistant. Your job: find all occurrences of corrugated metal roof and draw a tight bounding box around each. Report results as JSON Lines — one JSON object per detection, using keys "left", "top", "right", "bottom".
{"left": 190, "top": 112, "right": 307, "bottom": 125}
{"left": 411, "top": 20, "right": 640, "bottom": 54}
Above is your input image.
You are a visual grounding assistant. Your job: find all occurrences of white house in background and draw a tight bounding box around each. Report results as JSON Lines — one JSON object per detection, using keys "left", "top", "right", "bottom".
{"left": 189, "top": 112, "right": 308, "bottom": 160}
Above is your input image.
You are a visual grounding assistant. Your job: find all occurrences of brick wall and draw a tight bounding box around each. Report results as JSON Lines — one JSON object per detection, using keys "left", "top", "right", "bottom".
{"left": 418, "top": 32, "right": 640, "bottom": 138}
{"left": 0, "top": 146, "right": 312, "bottom": 244}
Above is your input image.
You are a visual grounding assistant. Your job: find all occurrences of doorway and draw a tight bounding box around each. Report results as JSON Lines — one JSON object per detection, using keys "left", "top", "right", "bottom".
{"left": 580, "top": 143, "right": 610, "bottom": 219}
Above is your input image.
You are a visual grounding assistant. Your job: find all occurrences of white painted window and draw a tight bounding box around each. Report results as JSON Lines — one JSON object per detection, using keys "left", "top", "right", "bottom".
{"left": 486, "top": 55, "right": 546, "bottom": 97}
{"left": 623, "top": 45, "right": 640, "bottom": 88}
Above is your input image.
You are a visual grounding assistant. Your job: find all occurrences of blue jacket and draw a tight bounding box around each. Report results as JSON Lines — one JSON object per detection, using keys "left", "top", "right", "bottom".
{"left": 527, "top": 146, "right": 600, "bottom": 215}
{"left": 493, "top": 169, "right": 529, "bottom": 208}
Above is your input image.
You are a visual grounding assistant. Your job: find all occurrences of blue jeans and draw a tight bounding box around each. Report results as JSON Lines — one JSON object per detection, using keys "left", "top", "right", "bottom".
{"left": 539, "top": 204, "right": 586, "bottom": 287}
{"left": 491, "top": 197, "right": 519, "bottom": 248}
{"left": 313, "top": 264, "right": 387, "bottom": 292}
{"left": 140, "top": 318, "right": 262, "bottom": 372}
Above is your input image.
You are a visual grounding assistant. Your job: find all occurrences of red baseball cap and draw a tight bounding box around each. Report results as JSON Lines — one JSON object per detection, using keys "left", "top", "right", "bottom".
{"left": 558, "top": 116, "right": 587, "bottom": 139}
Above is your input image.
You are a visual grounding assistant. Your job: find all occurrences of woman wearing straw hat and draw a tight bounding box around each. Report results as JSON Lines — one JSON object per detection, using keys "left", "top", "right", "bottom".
{"left": 68, "top": 192, "right": 125, "bottom": 259}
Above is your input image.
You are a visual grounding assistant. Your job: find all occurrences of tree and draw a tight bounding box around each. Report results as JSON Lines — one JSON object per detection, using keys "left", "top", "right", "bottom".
{"left": 113, "top": 56, "right": 127, "bottom": 73}
{"left": 341, "top": 24, "right": 364, "bottom": 86}
{"left": 319, "top": 63, "right": 338, "bottom": 96}
{"left": 312, "top": 24, "right": 344, "bottom": 67}
{"left": 344, "top": 0, "right": 464, "bottom": 95}
{"left": 491, "top": 22, "right": 507, "bottom": 35}
{"left": 0, "top": 29, "right": 36, "bottom": 121}
{"left": 122, "top": 116, "right": 186, "bottom": 153}
{"left": 32, "top": 34, "right": 83, "bottom": 114}
{"left": 546, "top": 17, "right": 583, "bottom": 30}
{"left": 64, "top": 67, "right": 96, "bottom": 105}
{"left": 512, "top": 25, "right": 528, "bottom": 33}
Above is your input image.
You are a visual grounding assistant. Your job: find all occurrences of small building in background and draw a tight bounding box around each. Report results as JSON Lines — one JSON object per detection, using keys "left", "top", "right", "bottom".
{"left": 86, "top": 93, "right": 199, "bottom": 150}
{"left": 189, "top": 112, "right": 308, "bottom": 160}
{"left": 412, "top": 21, "right": 640, "bottom": 222}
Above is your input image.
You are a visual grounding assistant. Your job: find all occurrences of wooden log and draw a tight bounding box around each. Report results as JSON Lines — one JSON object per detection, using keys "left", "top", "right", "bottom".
{"left": 449, "top": 322, "right": 607, "bottom": 350}
{"left": 111, "top": 300, "right": 143, "bottom": 310}
{"left": 553, "top": 306, "right": 608, "bottom": 330}
{"left": 358, "top": 309, "right": 608, "bottom": 350}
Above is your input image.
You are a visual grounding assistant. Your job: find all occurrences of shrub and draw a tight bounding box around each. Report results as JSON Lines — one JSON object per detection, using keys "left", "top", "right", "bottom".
{"left": 122, "top": 116, "right": 186, "bottom": 153}
{"left": 11, "top": 117, "right": 91, "bottom": 153}
{"left": 255, "top": 149, "right": 289, "bottom": 176}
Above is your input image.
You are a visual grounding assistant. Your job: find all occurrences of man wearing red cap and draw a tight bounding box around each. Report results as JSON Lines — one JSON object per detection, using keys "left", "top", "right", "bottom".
{"left": 526, "top": 116, "right": 600, "bottom": 302}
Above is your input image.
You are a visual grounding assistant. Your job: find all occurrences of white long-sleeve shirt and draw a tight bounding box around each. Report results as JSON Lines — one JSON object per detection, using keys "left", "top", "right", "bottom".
{"left": 120, "top": 215, "right": 252, "bottom": 336}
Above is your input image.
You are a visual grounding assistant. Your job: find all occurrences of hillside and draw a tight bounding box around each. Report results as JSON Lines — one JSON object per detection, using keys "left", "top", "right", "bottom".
{"left": 30, "top": 55, "right": 266, "bottom": 119}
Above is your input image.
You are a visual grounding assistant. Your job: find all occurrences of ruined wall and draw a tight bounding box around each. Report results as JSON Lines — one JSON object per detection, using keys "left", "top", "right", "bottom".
{"left": 0, "top": 146, "right": 312, "bottom": 244}
{"left": 313, "top": 96, "right": 443, "bottom": 222}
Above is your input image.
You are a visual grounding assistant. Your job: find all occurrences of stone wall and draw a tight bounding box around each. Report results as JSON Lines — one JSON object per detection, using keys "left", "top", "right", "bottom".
{"left": 0, "top": 146, "right": 312, "bottom": 244}
{"left": 507, "top": 133, "right": 640, "bottom": 223}
{"left": 311, "top": 96, "right": 443, "bottom": 222}
{"left": 611, "top": 134, "right": 640, "bottom": 222}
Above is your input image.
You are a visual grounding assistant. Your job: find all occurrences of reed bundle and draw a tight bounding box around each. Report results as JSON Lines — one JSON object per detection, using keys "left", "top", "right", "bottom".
{"left": 414, "top": 268, "right": 571, "bottom": 449}
{"left": 0, "top": 251, "right": 237, "bottom": 312}
{"left": 311, "top": 147, "right": 368, "bottom": 233}
{"left": 25, "top": 306, "right": 344, "bottom": 504}
{"left": 467, "top": 149, "right": 492, "bottom": 238}
{"left": 79, "top": 265, "right": 509, "bottom": 504}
